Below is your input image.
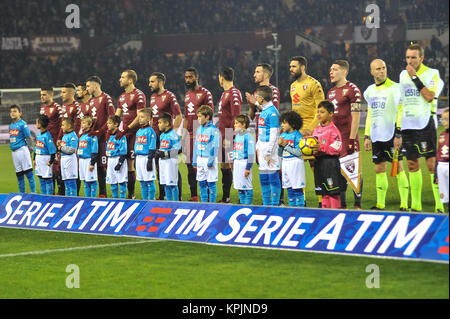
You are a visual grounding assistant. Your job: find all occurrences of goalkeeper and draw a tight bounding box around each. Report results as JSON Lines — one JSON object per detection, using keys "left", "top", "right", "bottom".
{"left": 363, "top": 59, "right": 409, "bottom": 211}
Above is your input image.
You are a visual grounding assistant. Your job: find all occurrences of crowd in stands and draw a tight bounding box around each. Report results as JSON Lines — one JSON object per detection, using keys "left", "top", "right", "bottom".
{"left": 1, "top": 0, "right": 448, "bottom": 40}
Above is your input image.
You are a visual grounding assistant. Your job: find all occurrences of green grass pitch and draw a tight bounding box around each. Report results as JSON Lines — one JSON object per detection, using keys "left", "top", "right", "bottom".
{"left": 0, "top": 130, "right": 448, "bottom": 299}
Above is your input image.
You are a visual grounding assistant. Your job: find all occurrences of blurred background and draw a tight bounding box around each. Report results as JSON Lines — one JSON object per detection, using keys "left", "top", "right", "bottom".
{"left": 0, "top": 0, "right": 448, "bottom": 128}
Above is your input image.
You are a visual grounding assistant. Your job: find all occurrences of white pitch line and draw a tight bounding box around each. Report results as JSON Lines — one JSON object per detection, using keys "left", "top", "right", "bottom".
{"left": 0, "top": 239, "right": 162, "bottom": 259}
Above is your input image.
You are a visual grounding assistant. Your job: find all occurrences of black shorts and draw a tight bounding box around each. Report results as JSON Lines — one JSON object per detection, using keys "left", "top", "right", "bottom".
{"left": 372, "top": 138, "right": 404, "bottom": 164}
{"left": 125, "top": 133, "right": 136, "bottom": 160}
{"left": 314, "top": 155, "right": 341, "bottom": 196}
{"left": 401, "top": 117, "right": 436, "bottom": 160}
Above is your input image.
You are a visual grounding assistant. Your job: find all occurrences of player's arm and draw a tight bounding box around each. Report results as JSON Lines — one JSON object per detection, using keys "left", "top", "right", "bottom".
{"left": 245, "top": 92, "right": 258, "bottom": 120}
{"left": 264, "top": 115, "right": 280, "bottom": 156}
{"left": 246, "top": 135, "right": 255, "bottom": 171}
{"left": 307, "top": 82, "right": 325, "bottom": 134}
{"left": 407, "top": 66, "right": 437, "bottom": 103}
{"left": 364, "top": 105, "right": 372, "bottom": 151}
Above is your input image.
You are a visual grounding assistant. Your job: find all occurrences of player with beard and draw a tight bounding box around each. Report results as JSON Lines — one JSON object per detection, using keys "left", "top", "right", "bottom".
{"left": 218, "top": 66, "right": 242, "bottom": 203}
{"left": 245, "top": 63, "right": 282, "bottom": 203}
{"left": 40, "top": 86, "right": 64, "bottom": 195}
{"left": 59, "top": 83, "right": 81, "bottom": 139}
{"left": 75, "top": 84, "right": 92, "bottom": 136}
{"left": 113, "top": 70, "right": 146, "bottom": 199}
{"left": 289, "top": 56, "right": 325, "bottom": 207}
{"left": 148, "top": 72, "right": 183, "bottom": 200}
{"left": 183, "top": 67, "right": 214, "bottom": 202}
{"left": 327, "top": 60, "right": 363, "bottom": 209}
{"left": 86, "top": 75, "right": 115, "bottom": 198}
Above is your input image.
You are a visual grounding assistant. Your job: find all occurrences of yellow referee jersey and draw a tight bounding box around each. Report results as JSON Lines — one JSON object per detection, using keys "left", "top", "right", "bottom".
{"left": 290, "top": 75, "right": 325, "bottom": 133}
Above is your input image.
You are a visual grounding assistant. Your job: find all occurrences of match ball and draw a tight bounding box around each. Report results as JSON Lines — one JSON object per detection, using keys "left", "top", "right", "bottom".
{"left": 299, "top": 137, "right": 318, "bottom": 156}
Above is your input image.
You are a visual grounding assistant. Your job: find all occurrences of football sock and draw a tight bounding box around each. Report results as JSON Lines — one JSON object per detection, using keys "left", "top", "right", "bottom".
{"left": 45, "top": 178, "right": 54, "bottom": 195}
{"left": 409, "top": 170, "right": 422, "bottom": 211}
{"left": 375, "top": 172, "right": 388, "bottom": 209}
{"left": 287, "top": 188, "right": 296, "bottom": 207}
{"left": 84, "top": 181, "right": 91, "bottom": 197}
{"left": 140, "top": 181, "right": 149, "bottom": 200}
{"left": 199, "top": 180, "right": 208, "bottom": 202}
{"left": 119, "top": 182, "right": 127, "bottom": 199}
{"left": 187, "top": 165, "right": 197, "bottom": 197}
{"left": 269, "top": 171, "right": 281, "bottom": 206}
{"left": 17, "top": 174, "right": 25, "bottom": 193}
{"left": 259, "top": 173, "right": 271, "bottom": 205}
{"left": 245, "top": 190, "right": 253, "bottom": 204}
{"left": 396, "top": 170, "right": 409, "bottom": 209}
{"left": 127, "top": 171, "right": 136, "bottom": 199}
{"left": 294, "top": 188, "right": 305, "bottom": 207}
{"left": 39, "top": 178, "right": 46, "bottom": 194}
{"left": 207, "top": 181, "right": 217, "bottom": 203}
{"left": 171, "top": 185, "right": 179, "bottom": 201}
{"left": 64, "top": 179, "right": 77, "bottom": 196}
{"left": 110, "top": 184, "right": 119, "bottom": 198}
{"left": 221, "top": 168, "right": 232, "bottom": 201}
{"left": 148, "top": 181, "right": 156, "bottom": 200}
{"left": 430, "top": 173, "right": 444, "bottom": 212}
{"left": 25, "top": 170, "right": 36, "bottom": 193}
{"left": 238, "top": 190, "right": 246, "bottom": 205}
{"left": 97, "top": 166, "right": 107, "bottom": 197}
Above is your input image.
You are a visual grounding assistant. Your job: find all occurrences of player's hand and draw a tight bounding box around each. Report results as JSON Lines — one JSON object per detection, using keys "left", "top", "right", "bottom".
{"left": 47, "top": 161, "right": 51, "bottom": 166}
{"left": 406, "top": 64, "right": 417, "bottom": 77}
{"left": 393, "top": 136, "right": 402, "bottom": 151}
{"left": 348, "top": 139, "right": 356, "bottom": 154}
{"left": 264, "top": 155, "right": 274, "bottom": 166}
{"left": 146, "top": 160, "right": 153, "bottom": 171}
{"left": 207, "top": 160, "right": 214, "bottom": 168}
{"left": 115, "top": 124, "right": 128, "bottom": 140}
{"left": 244, "top": 169, "right": 250, "bottom": 177}
{"left": 114, "top": 163, "right": 122, "bottom": 171}
{"left": 56, "top": 140, "right": 62, "bottom": 147}
{"left": 155, "top": 150, "right": 166, "bottom": 159}
{"left": 88, "top": 128, "right": 99, "bottom": 137}
{"left": 364, "top": 138, "right": 371, "bottom": 151}
{"left": 278, "top": 137, "right": 287, "bottom": 147}
{"left": 89, "top": 165, "right": 94, "bottom": 171}
{"left": 301, "top": 128, "right": 312, "bottom": 137}
{"left": 245, "top": 92, "right": 257, "bottom": 106}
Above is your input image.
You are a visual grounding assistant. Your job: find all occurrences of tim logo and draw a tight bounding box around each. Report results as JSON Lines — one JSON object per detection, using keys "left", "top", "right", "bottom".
{"left": 136, "top": 207, "right": 172, "bottom": 232}
{"left": 9, "top": 129, "right": 19, "bottom": 136}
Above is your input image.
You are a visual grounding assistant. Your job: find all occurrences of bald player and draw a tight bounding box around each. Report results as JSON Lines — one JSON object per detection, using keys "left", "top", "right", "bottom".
{"left": 363, "top": 59, "right": 409, "bottom": 211}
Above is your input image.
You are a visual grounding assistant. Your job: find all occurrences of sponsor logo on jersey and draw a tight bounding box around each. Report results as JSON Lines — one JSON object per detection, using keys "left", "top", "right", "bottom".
{"left": 233, "top": 142, "right": 244, "bottom": 151}
{"left": 79, "top": 141, "right": 87, "bottom": 148}
{"left": 137, "top": 136, "right": 147, "bottom": 144}
{"left": 36, "top": 140, "right": 45, "bottom": 149}
{"left": 197, "top": 134, "right": 210, "bottom": 143}
{"left": 107, "top": 142, "right": 115, "bottom": 150}
{"left": 160, "top": 140, "right": 170, "bottom": 149}
{"left": 9, "top": 129, "right": 19, "bottom": 136}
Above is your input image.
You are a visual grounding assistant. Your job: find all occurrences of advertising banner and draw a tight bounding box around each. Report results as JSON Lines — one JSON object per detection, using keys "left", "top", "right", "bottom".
{"left": 0, "top": 193, "right": 448, "bottom": 263}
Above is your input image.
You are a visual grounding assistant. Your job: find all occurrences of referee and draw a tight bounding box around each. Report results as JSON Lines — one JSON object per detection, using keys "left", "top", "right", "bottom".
{"left": 396, "top": 44, "right": 444, "bottom": 213}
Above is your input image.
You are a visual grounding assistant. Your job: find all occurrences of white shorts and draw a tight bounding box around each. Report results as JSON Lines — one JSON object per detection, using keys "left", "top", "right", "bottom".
{"left": 256, "top": 142, "right": 280, "bottom": 171}
{"left": 35, "top": 154, "right": 53, "bottom": 178}
{"left": 12, "top": 146, "right": 32, "bottom": 173}
{"left": 196, "top": 156, "right": 218, "bottom": 182}
{"left": 106, "top": 156, "right": 128, "bottom": 184}
{"left": 135, "top": 155, "right": 156, "bottom": 182}
{"left": 437, "top": 162, "right": 449, "bottom": 203}
{"left": 61, "top": 154, "right": 78, "bottom": 180}
{"left": 79, "top": 157, "right": 97, "bottom": 182}
{"left": 159, "top": 158, "right": 178, "bottom": 186}
{"left": 281, "top": 157, "right": 306, "bottom": 189}
{"left": 233, "top": 159, "right": 252, "bottom": 190}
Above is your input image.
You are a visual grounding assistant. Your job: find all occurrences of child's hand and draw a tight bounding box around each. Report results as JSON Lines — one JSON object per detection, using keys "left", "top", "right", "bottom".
{"left": 89, "top": 165, "right": 94, "bottom": 172}
{"left": 278, "top": 137, "right": 287, "bottom": 147}
{"left": 244, "top": 169, "right": 250, "bottom": 177}
{"left": 46, "top": 161, "right": 51, "bottom": 166}
{"left": 311, "top": 143, "right": 320, "bottom": 153}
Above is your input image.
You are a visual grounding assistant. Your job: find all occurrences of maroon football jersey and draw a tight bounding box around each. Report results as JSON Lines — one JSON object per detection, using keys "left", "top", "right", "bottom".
{"left": 184, "top": 86, "right": 214, "bottom": 134}
{"left": 117, "top": 87, "right": 146, "bottom": 134}
{"left": 327, "top": 81, "right": 362, "bottom": 139}
{"left": 437, "top": 130, "right": 449, "bottom": 162}
{"left": 89, "top": 92, "right": 115, "bottom": 132}
{"left": 218, "top": 86, "right": 242, "bottom": 136}
{"left": 40, "top": 101, "right": 63, "bottom": 143}
{"left": 59, "top": 101, "right": 81, "bottom": 139}
{"left": 149, "top": 89, "right": 181, "bottom": 136}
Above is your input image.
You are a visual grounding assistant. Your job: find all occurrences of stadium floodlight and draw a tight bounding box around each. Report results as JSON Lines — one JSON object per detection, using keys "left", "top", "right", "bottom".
{"left": 266, "top": 33, "right": 282, "bottom": 88}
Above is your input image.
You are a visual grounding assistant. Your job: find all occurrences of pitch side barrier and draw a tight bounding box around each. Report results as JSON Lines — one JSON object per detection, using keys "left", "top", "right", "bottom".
{"left": 0, "top": 193, "right": 448, "bottom": 263}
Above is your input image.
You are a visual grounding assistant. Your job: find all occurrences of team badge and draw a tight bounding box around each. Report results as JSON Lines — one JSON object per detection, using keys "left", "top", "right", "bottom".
{"left": 342, "top": 89, "right": 348, "bottom": 96}
{"left": 329, "top": 91, "right": 336, "bottom": 99}
{"left": 49, "top": 107, "right": 54, "bottom": 114}
{"left": 161, "top": 95, "right": 166, "bottom": 102}
{"left": 327, "top": 178, "right": 334, "bottom": 187}
{"left": 130, "top": 94, "right": 135, "bottom": 100}
{"left": 196, "top": 93, "right": 203, "bottom": 100}
{"left": 69, "top": 107, "right": 73, "bottom": 114}
{"left": 421, "top": 142, "right": 428, "bottom": 151}
{"left": 224, "top": 93, "right": 229, "bottom": 100}
{"left": 303, "top": 84, "right": 308, "bottom": 90}
{"left": 120, "top": 96, "right": 125, "bottom": 102}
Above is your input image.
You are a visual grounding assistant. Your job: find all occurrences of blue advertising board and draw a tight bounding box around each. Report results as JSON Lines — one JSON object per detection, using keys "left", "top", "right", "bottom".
{"left": 0, "top": 193, "right": 448, "bottom": 263}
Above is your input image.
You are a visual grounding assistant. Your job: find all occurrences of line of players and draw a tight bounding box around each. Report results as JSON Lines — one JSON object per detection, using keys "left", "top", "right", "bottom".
{"left": 8, "top": 43, "right": 449, "bottom": 212}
